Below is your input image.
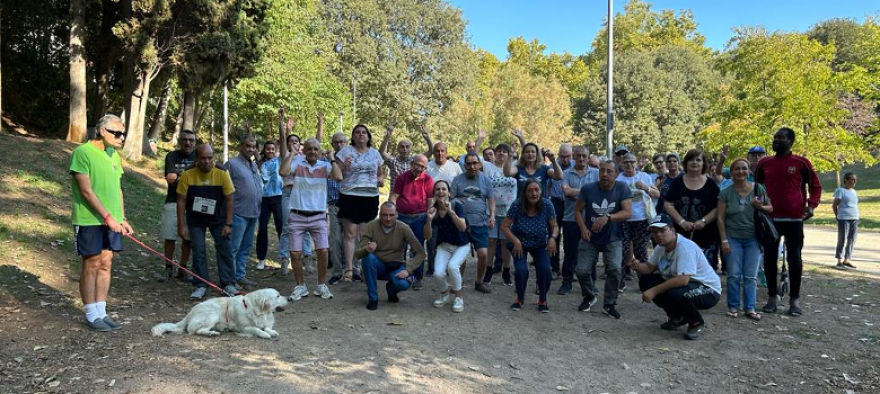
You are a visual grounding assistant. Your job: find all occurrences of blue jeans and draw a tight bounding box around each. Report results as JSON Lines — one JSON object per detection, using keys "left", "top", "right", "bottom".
{"left": 257, "top": 195, "right": 283, "bottom": 260}
{"left": 509, "top": 243, "right": 551, "bottom": 302}
{"left": 398, "top": 213, "right": 427, "bottom": 279}
{"left": 279, "top": 188, "right": 292, "bottom": 259}
{"left": 188, "top": 221, "right": 235, "bottom": 287}
{"left": 362, "top": 254, "right": 412, "bottom": 302}
{"left": 230, "top": 214, "right": 258, "bottom": 280}
{"left": 726, "top": 236, "right": 760, "bottom": 311}
{"left": 836, "top": 219, "right": 858, "bottom": 260}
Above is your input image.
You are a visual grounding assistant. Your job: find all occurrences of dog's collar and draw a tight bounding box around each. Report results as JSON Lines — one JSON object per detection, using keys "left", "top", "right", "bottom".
{"left": 221, "top": 298, "right": 248, "bottom": 323}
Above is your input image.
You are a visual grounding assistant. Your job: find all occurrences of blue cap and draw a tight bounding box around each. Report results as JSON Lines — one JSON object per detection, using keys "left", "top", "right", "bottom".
{"left": 649, "top": 214, "right": 675, "bottom": 229}
{"left": 614, "top": 145, "right": 629, "bottom": 153}
{"left": 748, "top": 145, "right": 766, "bottom": 154}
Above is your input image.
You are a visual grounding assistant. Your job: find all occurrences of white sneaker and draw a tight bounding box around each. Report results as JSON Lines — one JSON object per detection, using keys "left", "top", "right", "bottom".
{"left": 433, "top": 293, "right": 450, "bottom": 308}
{"left": 452, "top": 297, "right": 464, "bottom": 313}
{"left": 288, "top": 285, "right": 309, "bottom": 301}
{"left": 313, "top": 284, "right": 334, "bottom": 299}
{"left": 190, "top": 287, "right": 207, "bottom": 299}
{"left": 256, "top": 260, "right": 266, "bottom": 270}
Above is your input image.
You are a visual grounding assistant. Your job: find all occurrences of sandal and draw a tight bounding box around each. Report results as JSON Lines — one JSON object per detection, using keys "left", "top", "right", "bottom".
{"left": 744, "top": 311, "right": 762, "bottom": 321}
{"left": 343, "top": 269, "right": 353, "bottom": 283}
{"left": 726, "top": 310, "right": 739, "bottom": 318}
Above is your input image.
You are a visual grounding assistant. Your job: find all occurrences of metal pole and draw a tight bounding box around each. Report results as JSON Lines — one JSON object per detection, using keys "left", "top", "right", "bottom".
{"left": 338, "top": 111, "right": 343, "bottom": 133}
{"left": 605, "top": 0, "right": 614, "bottom": 158}
{"left": 223, "top": 80, "right": 229, "bottom": 162}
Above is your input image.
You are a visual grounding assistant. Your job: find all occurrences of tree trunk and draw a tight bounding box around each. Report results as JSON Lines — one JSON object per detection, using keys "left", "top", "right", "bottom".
{"left": 169, "top": 103, "right": 184, "bottom": 145}
{"left": 144, "top": 79, "right": 171, "bottom": 156}
{"left": 1, "top": 6, "right": 4, "bottom": 121}
{"left": 122, "top": 69, "right": 149, "bottom": 160}
{"left": 90, "top": 0, "right": 121, "bottom": 123}
{"left": 182, "top": 90, "right": 197, "bottom": 131}
{"left": 66, "top": 0, "right": 88, "bottom": 143}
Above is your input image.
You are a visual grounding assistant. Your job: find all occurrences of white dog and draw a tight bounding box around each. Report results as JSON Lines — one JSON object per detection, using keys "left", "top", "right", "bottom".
{"left": 151, "top": 288, "right": 288, "bottom": 339}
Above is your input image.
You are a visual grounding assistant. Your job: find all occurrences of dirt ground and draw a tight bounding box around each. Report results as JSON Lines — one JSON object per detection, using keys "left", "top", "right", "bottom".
{"left": 1, "top": 134, "right": 878, "bottom": 394}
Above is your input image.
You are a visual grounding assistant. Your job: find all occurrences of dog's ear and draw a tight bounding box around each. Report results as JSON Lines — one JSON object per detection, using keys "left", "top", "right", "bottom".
{"left": 262, "top": 297, "right": 272, "bottom": 313}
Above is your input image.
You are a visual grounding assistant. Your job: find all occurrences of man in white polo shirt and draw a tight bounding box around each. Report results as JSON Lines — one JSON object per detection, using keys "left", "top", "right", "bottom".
{"left": 280, "top": 138, "right": 343, "bottom": 301}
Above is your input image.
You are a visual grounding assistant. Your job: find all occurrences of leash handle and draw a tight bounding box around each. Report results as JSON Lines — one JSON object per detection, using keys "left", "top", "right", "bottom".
{"left": 124, "top": 233, "right": 235, "bottom": 297}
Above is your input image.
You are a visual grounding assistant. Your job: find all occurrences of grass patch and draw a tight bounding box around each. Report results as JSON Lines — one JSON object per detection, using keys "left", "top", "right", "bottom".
{"left": 813, "top": 164, "right": 880, "bottom": 231}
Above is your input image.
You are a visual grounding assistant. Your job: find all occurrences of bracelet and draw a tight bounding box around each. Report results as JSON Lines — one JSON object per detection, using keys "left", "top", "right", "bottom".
{"left": 677, "top": 219, "right": 686, "bottom": 225}
{"left": 224, "top": 223, "right": 233, "bottom": 227}
{"left": 103, "top": 213, "right": 112, "bottom": 224}
{"left": 721, "top": 240, "right": 729, "bottom": 244}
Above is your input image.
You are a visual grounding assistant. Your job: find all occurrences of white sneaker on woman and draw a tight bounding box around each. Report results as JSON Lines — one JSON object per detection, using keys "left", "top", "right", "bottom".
{"left": 433, "top": 293, "right": 450, "bottom": 308}
{"left": 452, "top": 297, "right": 464, "bottom": 313}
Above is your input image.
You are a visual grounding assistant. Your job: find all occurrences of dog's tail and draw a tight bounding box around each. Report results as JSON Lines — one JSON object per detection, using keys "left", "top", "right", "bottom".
{"left": 151, "top": 320, "right": 185, "bottom": 337}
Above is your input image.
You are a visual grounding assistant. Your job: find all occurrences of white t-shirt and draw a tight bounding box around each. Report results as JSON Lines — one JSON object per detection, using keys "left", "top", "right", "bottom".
{"left": 427, "top": 159, "right": 463, "bottom": 184}
{"left": 616, "top": 171, "right": 655, "bottom": 221}
{"left": 335, "top": 145, "right": 382, "bottom": 197}
{"left": 649, "top": 234, "right": 721, "bottom": 294}
{"left": 833, "top": 187, "right": 859, "bottom": 220}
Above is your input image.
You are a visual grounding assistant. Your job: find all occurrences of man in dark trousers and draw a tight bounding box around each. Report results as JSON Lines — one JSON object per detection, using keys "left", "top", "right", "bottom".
{"left": 754, "top": 127, "right": 821, "bottom": 317}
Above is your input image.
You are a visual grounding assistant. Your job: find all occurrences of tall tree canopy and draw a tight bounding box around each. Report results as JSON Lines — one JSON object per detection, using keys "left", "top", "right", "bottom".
{"left": 576, "top": 44, "right": 719, "bottom": 155}
{"left": 320, "top": 0, "right": 476, "bottom": 130}
{"left": 704, "top": 30, "right": 876, "bottom": 171}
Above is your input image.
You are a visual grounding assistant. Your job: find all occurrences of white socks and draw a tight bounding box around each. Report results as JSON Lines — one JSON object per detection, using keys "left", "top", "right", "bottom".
{"left": 84, "top": 301, "right": 108, "bottom": 323}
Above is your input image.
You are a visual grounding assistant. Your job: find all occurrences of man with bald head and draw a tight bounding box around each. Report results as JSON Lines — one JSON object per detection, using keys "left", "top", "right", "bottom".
{"left": 389, "top": 154, "right": 434, "bottom": 287}
{"left": 378, "top": 125, "right": 415, "bottom": 188}
{"left": 177, "top": 144, "right": 238, "bottom": 299}
{"left": 426, "top": 142, "right": 462, "bottom": 184}
{"left": 226, "top": 135, "right": 263, "bottom": 288}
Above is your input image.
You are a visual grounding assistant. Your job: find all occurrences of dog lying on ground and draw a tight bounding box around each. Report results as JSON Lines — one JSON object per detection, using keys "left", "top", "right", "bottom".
{"left": 151, "top": 288, "right": 288, "bottom": 339}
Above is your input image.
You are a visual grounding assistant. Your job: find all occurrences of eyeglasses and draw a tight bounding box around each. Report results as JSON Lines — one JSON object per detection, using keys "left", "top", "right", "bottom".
{"left": 653, "top": 161, "right": 664, "bottom": 165}
{"left": 465, "top": 162, "right": 481, "bottom": 167}
{"left": 623, "top": 160, "right": 636, "bottom": 164}
{"left": 105, "top": 128, "right": 126, "bottom": 139}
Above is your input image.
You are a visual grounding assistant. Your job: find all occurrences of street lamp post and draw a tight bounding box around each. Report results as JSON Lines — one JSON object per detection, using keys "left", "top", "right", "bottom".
{"left": 606, "top": 0, "right": 614, "bottom": 158}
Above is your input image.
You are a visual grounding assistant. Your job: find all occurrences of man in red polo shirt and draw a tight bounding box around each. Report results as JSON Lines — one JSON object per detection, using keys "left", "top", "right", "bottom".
{"left": 389, "top": 154, "right": 434, "bottom": 288}
{"left": 754, "top": 127, "right": 821, "bottom": 317}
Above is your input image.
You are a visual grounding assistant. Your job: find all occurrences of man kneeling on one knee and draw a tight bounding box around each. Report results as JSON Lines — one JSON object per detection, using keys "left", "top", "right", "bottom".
{"left": 627, "top": 214, "right": 721, "bottom": 340}
{"left": 356, "top": 202, "right": 427, "bottom": 310}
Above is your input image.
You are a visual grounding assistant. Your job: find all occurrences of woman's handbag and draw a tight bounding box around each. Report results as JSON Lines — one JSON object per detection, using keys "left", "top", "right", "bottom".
{"left": 754, "top": 184, "right": 779, "bottom": 244}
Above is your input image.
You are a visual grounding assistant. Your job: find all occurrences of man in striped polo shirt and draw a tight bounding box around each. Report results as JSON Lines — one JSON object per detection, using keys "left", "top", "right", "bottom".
{"left": 280, "top": 138, "right": 343, "bottom": 301}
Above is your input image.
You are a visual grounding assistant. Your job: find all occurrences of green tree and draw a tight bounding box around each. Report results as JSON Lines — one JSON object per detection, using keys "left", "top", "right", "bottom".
{"left": 575, "top": 44, "right": 719, "bottom": 155}
{"left": 320, "top": 0, "right": 476, "bottom": 130}
{"left": 228, "top": 0, "right": 348, "bottom": 142}
{"left": 705, "top": 31, "right": 876, "bottom": 171}
{"left": 589, "top": 0, "right": 710, "bottom": 64}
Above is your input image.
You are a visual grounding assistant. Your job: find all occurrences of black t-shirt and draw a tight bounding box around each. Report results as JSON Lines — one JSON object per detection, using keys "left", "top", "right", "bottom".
{"left": 665, "top": 176, "right": 720, "bottom": 248}
{"left": 164, "top": 150, "right": 196, "bottom": 203}
{"left": 432, "top": 201, "right": 469, "bottom": 246}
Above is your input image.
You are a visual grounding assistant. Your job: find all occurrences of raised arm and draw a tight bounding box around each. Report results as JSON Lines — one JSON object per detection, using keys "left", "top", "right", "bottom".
{"left": 379, "top": 125, "right": 394, "bottom": 161}
{"left": 315, "top": 111, "right": 325, "bottom": 142}
{"left": 420, "top": 126, "right": 434, "bottom": 157}
{"left": 474, "top": 129, "right": 487, "bottom": 153}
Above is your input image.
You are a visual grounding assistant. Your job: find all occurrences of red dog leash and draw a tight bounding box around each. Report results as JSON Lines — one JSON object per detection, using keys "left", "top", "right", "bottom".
{"left": 124, "top": 233, "right": 241, "bottom": 297}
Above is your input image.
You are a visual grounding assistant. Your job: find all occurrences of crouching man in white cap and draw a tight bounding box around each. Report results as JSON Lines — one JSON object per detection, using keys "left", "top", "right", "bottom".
{"left": 627, "top": 214, "right": 721, "bottom": 340}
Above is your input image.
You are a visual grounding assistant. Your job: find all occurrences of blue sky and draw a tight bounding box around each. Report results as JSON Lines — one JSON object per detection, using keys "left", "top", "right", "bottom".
{"left": 446, "top": 0, "right": 879, "bottom": 58}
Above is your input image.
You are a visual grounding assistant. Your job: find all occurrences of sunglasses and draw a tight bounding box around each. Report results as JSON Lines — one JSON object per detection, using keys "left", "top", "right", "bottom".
{"left": 105, "top": 128, "right": 126, "bottom": 139}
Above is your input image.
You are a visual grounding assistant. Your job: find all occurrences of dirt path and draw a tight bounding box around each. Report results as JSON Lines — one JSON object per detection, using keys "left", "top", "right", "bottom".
{"left": 0, "top": 135, "right": 877, "bottom": 394}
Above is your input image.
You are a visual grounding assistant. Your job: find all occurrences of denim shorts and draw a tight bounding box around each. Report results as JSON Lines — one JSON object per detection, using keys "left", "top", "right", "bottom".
{"left": 487, "top": 216, "right": 507, "bottom": 240}
{"left": 467, "top": 225, "right": 489, "bottom": 249}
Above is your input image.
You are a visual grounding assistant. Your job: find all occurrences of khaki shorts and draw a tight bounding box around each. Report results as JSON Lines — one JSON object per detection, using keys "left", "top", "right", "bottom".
{"left": 161, "top": 202, "right": 180, "bottom": 241}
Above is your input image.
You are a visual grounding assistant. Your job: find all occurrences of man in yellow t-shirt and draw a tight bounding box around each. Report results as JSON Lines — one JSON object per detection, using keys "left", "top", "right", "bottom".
{"left": 176, "top": 144, "right": 237, "bottom": 299}
{"left": 70, "top": 114, "right": 133, "bottom": 332}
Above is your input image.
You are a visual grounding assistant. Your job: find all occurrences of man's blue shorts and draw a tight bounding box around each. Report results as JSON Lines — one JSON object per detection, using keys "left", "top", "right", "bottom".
{"left": 74, "top": 225, "right": 122, "bottom": 256}
{"left": 467, "top": 225, "right": 489, "bottom": 249}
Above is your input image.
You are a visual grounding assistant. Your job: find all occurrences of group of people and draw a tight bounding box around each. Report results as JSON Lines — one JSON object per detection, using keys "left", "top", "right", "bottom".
{"left": 73, "top": 110, "right": 849, "bottom": 340}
